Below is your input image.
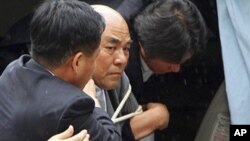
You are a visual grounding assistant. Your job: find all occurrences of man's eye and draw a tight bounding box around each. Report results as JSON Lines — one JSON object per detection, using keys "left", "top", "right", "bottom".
{"left": 104, "top": 46, "right": 115, "bottom": 54}
{"left": 106, "top": 47, "right": 115, "bottom": 50}
{"left": 124, "top": 47, "right": 130, "bottom": 51}
{"left": 123, "top": 44, "right": 131, "bottom": 52}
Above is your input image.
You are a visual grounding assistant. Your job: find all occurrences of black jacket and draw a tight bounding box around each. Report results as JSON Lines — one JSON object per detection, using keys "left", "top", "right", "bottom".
{"left": 0, "top": 55, "right": 121, "bottom": 141}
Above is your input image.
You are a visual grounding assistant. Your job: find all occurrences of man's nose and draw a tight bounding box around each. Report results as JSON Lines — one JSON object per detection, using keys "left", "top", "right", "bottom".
{"left": 114, "top": 50, "right": 127, "bottom": 65}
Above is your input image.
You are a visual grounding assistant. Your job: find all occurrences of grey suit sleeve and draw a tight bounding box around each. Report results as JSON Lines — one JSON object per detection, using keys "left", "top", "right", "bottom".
{"left": 119, "top": 73, "right": 139, "bottom": 114}
{"left": 57, "top": 96, "right": 122, "bottom": 141}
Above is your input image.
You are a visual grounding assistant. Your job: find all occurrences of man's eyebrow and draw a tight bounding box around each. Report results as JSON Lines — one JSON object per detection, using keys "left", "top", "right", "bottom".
{"left": 107, "top": 36, "right": 121, "bottom": 44}
{"left": 125, "top": 40, "right": 133, "bottom": 47}
{"left": 107, "top": 36, "right": 133, "bottom": 45}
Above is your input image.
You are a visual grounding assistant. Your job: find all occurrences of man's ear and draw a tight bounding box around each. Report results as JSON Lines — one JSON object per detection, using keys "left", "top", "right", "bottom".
{"left": 71, "top": 52, "right": 85, "bottom": 74}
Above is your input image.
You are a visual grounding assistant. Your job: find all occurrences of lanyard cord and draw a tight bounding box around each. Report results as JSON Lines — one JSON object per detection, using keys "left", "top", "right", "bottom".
{"left": 111, "top": 85, "right": 143, "bottom": 123}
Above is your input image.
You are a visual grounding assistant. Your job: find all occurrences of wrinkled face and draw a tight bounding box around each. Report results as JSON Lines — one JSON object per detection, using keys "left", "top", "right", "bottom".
{"left": 144, "top": 52, "right": 192, "bottom": 74}
{"left": 93, "top": 19, "right": 131, "bottom": 90}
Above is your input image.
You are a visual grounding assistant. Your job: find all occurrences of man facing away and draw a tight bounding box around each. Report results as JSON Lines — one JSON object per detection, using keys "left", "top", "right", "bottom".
{"left": 0, "top": 0, "right": 122, "bottom": 141}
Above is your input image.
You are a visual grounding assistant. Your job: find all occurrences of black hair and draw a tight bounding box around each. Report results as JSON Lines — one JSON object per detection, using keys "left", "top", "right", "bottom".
{"left": 134, "top": 0, "right": 207, "bottom": 63}
{"left": 30, "top": 0, "right": 105, "bottom": 67}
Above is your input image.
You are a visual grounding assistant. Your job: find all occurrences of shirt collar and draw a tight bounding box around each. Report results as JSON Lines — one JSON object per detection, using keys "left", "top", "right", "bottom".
{"left": 140, "top": 55, "right": 153, "bottom": 82}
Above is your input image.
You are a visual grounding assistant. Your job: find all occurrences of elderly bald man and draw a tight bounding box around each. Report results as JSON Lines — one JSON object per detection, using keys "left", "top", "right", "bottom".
{"left": 82, "top": 5, "right": 169, "bottom": 141}
{"left": 49, "top": 5, "right": 169, "bottom": 141}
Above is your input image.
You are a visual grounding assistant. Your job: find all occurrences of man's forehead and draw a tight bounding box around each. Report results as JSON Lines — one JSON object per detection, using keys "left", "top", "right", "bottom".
{"left": 106, "top": 35, "right": 121, "bottom": 44}
{"left": 92, "top": 5, "right": 131, "bottom": 44}
{"left": 105, "top": 35, "right": 132, "bottom": 44}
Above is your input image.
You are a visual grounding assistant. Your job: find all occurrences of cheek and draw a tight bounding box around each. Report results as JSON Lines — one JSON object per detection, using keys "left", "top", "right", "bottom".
{"left": 95, "top": 55, "right": 113, "bottom": 75}
{"left": 93, "top": 72, "right": 111, "bottom": 89}
{"left": 89, "top": 65, "right": 96, "bottom": 77}
{"left": 92, "top": 62, "right": 109, "bottom": 83}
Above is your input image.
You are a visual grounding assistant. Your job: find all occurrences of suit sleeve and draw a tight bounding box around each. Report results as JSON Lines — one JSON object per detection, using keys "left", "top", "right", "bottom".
{"left": 57, "top": 96, "right": 122, "bottom": 141}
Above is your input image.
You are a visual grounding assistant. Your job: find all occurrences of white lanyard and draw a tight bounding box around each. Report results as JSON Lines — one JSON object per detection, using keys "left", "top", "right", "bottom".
{"left": 111, "top": 85, "right": 143, "bottom": 123}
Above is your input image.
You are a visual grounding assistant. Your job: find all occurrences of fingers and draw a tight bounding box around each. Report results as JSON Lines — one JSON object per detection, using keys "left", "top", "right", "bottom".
{"left": 48, "top": 125, "right": 74, "bottom": 141}
{"left": 47, "top": 125, "right": 90, "bottom": 141}
{"left": 64, "top": 130, "right": 89, "bottom": 141}
{"left": 82, "top": 134, "right": 90, "bottom": 141}
{"left": 59, "top": 125, "right": 74, "bottom": 139}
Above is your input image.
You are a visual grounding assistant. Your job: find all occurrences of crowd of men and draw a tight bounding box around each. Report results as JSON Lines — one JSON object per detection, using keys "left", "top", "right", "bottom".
{"left": 1, "top": 0, "right": 236, "bottom": 141}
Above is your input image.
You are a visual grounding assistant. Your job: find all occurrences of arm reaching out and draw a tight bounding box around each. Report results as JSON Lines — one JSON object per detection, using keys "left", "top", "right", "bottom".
{"left": 130, "top": 102, "right": 169, "bottom": 140}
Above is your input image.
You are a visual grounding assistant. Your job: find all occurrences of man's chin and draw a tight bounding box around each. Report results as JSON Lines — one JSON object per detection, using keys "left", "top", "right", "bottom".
{"left": 103, "top": 81, "right": 119, "bottom": 90}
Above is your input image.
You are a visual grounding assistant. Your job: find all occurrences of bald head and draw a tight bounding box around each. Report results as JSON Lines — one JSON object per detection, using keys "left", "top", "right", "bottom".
{"left": 92, "top": 5, "right": 128, "bottom": 31}
{"left": 91, "top": 5, "right": 132, "bottom": 89}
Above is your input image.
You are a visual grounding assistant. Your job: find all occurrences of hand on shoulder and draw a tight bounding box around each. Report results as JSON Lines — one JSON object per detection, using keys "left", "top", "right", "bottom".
{"left": 48, "top": 125, "right": 89, "bottom": 141}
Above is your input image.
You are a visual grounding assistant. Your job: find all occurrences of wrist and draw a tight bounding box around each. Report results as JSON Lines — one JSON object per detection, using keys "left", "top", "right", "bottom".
{"left": 92, "top": 97, "right": 101, "bottom": 108}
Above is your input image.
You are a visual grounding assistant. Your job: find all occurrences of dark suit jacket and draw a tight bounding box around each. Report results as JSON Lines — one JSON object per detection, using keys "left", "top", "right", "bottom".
{"left": 122, "top": 3, "right": 217, "bottom": 140}
{"left": 0, "top": 55, "right": 121, "bottom": 141}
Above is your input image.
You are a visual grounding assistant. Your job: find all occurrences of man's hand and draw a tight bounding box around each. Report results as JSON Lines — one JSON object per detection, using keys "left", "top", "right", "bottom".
{"left": 83, "top": 79, "right": 101, "bottom": 107}
{"left": 48, "top": 125, "right": 89, "bottom": 141}
{"left": 83, "top": 79, "right": 96, "bottom": 97}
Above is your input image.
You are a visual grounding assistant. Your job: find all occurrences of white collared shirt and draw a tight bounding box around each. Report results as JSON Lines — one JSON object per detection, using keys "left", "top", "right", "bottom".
{"left": 140, "top": 55, "right": 153, "bottom": 82}
{"left": 95, "top": 86, "right": 107, "bottom": 112}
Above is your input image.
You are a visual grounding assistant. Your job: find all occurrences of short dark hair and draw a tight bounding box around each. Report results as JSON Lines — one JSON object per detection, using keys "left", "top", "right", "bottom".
{"left": 134, "top": 0, "right": 207, "bottom": 63}
{"left": 30, "top": 0, "right": 105, "bottom": 67}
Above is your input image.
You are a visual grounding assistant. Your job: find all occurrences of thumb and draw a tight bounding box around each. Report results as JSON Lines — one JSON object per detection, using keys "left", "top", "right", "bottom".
{"left": 54, "top": 125, "right": 74, "bottom": 139}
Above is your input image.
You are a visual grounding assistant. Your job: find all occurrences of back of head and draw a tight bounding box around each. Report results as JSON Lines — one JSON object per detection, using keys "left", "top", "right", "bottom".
{"left": 30, "top": 0, "right": 105, "bottom": 68}
{"left": 134, "top": 0, "right": 207, "bottom": 63}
